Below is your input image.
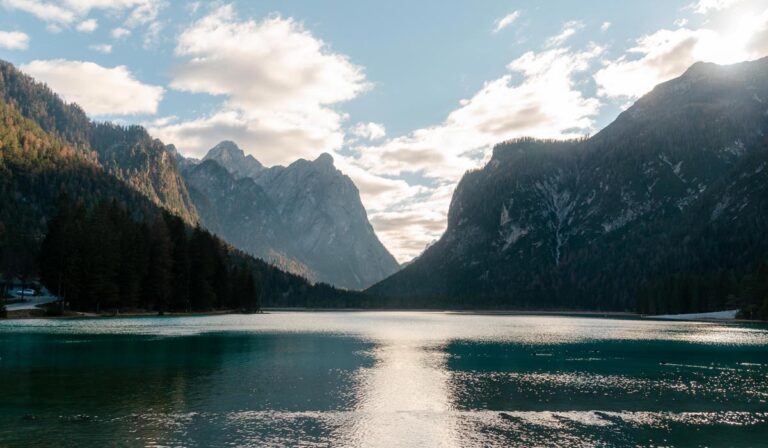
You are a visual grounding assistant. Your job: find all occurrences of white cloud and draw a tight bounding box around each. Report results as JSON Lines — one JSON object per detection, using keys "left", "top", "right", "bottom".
{"left": 75, "top": 18, "right": 97, "bottom": 32}
{"left": 111, "top": 27, "right": 131, "bottom": 39}
{"left": 545, "top": 20, "right": 584, "bottom": 48}
{"left": 171, "top": 6, "right": 367, "bottom": 109}
{"left": 0, "top": 30, "right": 29, "bottom": 50}
{"left": 149, "top": 108, "right": 344, "bottom": 163}
{"left": 0, "top": 0, "right": 74, "bottom": 25}
{"left": 601, "top": 22, "right": 611, "bottom": 32}
{"left": 350, "top": 122, "right": 386, "bottom": 141}
{"left": 690, "top": 0, "right": 741, "bottom": 14}
{"left": 152, "top": 5, "right": 368, "bottom": 166}
{"left": 595, "top": 10, "right": 768, "bottom": 99}
{"left": 674, "top": 18, "right": 689, "bottom": 27}
{"left": 493, "top": 11, "right": 521, "bottom": 33}
{"left": 1, "top": 0, "right": 165, "bottom": 39}
{"left": 20, "top": 59, "right": 164, "bottom": 116}
{"left": 89, "top": 43, "right": 112, "bottom": 53}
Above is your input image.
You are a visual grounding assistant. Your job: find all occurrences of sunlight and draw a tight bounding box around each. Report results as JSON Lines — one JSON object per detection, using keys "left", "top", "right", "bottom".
{"left": 695, "top": 14, "right": 761, "bottom": 64}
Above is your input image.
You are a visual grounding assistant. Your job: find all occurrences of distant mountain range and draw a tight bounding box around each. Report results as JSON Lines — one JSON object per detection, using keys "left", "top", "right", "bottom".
{"left": 183, "top": 141, "right": 399, "bottom": 290}
{"left": 369, "top": 58, "right": 768, "bottom": 314}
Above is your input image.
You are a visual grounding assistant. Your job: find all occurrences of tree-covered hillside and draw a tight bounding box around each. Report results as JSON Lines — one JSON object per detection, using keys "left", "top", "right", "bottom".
{"left": 0, "top": 60, "right": 197, "bottom": 223}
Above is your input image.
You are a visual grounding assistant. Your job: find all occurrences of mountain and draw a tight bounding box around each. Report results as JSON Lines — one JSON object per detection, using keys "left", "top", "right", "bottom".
{"left": 368, "top": 58, "right": 768, "bottom": 313}
{"left": 183, "top": 159, "right": 317, "bottom": 280}
{"left": 188, "top": 142, "right": 399, "bottom": 289}
{"left": 203, "top": 140, "right": 264, "bottom": 179}
{"left": 0, "top": 60, "right": 198, "bottom": 224}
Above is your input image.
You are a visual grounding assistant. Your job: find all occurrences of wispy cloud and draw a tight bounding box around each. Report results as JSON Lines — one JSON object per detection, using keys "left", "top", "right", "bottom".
{"left": 493, "top": 11, "right": 521, "bottom": 33}
{"left": 75, "top": 18, "right": 97, "bottom": 32}
{"left": 689, "top": 0, "right": 741, "bottom": 14}
{"left": 351, "top": 122, "right": 386, "bottom": 141}
{"left": 89, "top": 43, "right": 112, "bottom": 53}
{"left": 545, "top": 20, "right": 584, "bottom": 47}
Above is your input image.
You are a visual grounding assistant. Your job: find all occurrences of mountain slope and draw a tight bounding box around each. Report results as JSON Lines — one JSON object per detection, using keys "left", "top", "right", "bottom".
{"left": 0, "top": 60, "right": 198, "bottom": 223}
{"left": 183, "top": 160, "right": 317, "bottom": 280}
{"left": 194, "top": 143, "right": 399, "bottom": 289}
{"left": 369, "top": 57, "right": 768, "bottom": 312}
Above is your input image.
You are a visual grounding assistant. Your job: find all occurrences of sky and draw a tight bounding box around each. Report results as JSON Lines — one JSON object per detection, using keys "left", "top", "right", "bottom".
{"left": 1, "top": 0, "right": 768, "bottom": 263}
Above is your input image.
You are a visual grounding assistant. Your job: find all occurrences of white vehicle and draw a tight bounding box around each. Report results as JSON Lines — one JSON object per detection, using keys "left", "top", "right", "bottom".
{"left": 12, "top": 288, "right": 37, "bottom": 297}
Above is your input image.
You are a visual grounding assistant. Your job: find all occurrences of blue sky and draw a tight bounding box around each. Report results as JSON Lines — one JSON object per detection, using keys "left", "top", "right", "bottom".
{"left": 1, "top": 0, "right": 767, "bottom": 261}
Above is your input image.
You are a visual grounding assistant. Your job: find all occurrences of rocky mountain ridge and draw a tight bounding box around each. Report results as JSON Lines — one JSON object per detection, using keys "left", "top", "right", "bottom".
{"left": 185, "top": 142, "right": 399, "bottom": 290}
{"left": 368, "top": 57, "right": 768, "bottom": 313}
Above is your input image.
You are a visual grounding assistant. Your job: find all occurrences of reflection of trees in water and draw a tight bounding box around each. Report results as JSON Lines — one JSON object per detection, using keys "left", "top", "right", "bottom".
{"left": 0, "top": 332, "right": 374, "bottom": 446}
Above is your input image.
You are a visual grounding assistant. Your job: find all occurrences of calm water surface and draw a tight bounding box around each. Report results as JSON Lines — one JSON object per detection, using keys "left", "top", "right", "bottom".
{"left": 0, "top": 312, "right": 767, "bottom": 447}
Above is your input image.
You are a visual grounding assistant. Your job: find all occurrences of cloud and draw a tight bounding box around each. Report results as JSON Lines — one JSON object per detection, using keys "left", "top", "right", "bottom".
{"left": 75, "top": 18, "right": 97, "bottom": 32}
{"left": 1, "top": 0, "right": 163, "bottom": 25}
{"left": 689, "top": 0, "right": 741, "bottom": 14}
{"left": 1, "top": 0, "right": 165, "bottom": 42}
{"left": 171, "top": 6, "right": 368, "bottom": 109}
{"left": 111, "top": 27, "right": 131, "bottom": 39}
{"left": 20, "top": 59, "right": 164, "bottom": 116}
{"left": 0, "top": 0, "right": 74, "bottom": 25}
{"left": 148, "top": 108, "right": 345, "bottom": 163}
{"left": 89, "top": 43, "right": 112, "bottom": 53}
{"left": 601, "top": 22, "right": 611, "bottom": 32}
{"left": 0, "top": 30, "right": 29, "bottom": 50}
{"left": 350, "top": 122, "right": 386, "bottom": 141}
{"left": 545, "top": 20, "right": 584, "bottom": 48}
{"left": 493, "top": 11, "right": 520, "bottom": 33}
{"left": 595, "top": 10, "right": 768, "bottom": 99}
{"left": 355, "top": 46, "right": 601, "bottom": 181}
{"left": 151, "top": 5, "right": 368, "bottom": 166}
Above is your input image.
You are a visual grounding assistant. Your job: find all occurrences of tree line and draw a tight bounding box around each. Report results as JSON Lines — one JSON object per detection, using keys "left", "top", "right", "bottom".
{"left": 39, "top": 198, "right": 261, "bottom": 313}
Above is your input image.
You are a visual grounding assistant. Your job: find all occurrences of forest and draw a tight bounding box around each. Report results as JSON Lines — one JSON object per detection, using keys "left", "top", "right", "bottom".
{"left": 38, "top": 198, "right": 261, "bottom": 313}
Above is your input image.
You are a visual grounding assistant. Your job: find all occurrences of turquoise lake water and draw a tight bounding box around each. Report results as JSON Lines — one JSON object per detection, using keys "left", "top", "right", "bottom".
{"left": 0, "top": 312, "right": 767, "bottom": 447}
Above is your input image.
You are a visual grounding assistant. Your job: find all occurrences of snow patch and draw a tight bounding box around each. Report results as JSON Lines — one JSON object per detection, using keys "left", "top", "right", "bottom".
{"left": 722, "top": 140, "right": 747, "bottom": 158}
{"left": 500, "top": 204, "right": 511, "bottom": 226}
{"left": 710, "top": 196, "right": 730, "bottom": 221}
{"left": 535, "top": 176, "right": 576, "bottom": 265}
{"left": 501, "top": 224, "right": 530, "bottom": 251}
{"left": 659, "top": 153, "right": 685, "bottom": 182}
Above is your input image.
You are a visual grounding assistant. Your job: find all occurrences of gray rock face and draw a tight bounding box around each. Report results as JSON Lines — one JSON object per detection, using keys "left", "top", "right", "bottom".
{"left": 368, "top": 57, "right": 768, "bottom": 310}
{"left": 204, "top": 140, "right": 264, "bottom": 179}
{"left": 187, "top": 142, "right": 399, "bottom": 289}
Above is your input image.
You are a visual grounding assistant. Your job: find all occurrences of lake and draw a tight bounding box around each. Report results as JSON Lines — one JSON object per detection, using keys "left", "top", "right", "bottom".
{"left": 0, "top": 312, "right": 767, "bottom": 447}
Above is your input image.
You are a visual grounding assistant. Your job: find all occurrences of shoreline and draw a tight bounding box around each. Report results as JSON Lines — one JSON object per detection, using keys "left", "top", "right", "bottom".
{"left": 4, "top": 306, "right": 764, "bottom": 323}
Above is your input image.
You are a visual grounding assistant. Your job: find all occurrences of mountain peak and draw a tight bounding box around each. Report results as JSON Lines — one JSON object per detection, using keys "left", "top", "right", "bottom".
{"left": 203, "top": 141, "right": 264, "bottom": 179}
{"left": 315, "top": 152, "right": 334, "bottom": 167}
{"left": 681, "top": 61, "right": 719, "bottom": 78}
{"left": 205, "top": 140, "right": 245, "bottom": 160}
